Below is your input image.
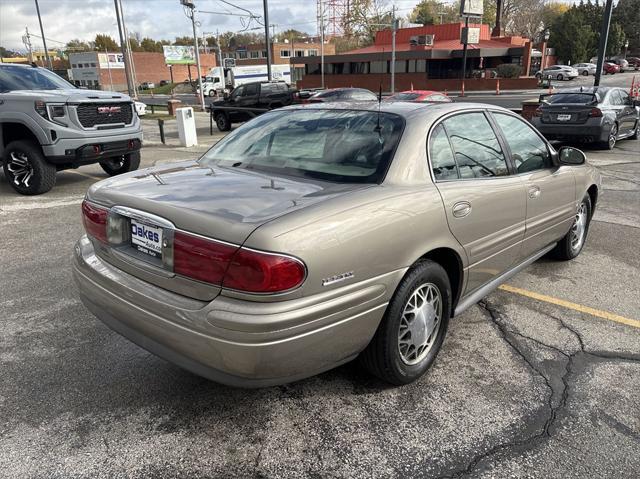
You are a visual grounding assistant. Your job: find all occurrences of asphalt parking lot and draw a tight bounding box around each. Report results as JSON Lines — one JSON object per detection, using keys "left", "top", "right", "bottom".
{"left": 1, "top": 134, "right": 639, "bottom": 477}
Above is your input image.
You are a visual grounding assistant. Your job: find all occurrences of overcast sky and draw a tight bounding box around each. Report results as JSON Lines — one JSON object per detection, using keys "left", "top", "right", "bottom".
{"left": 0, "top": 0, "right": 428, "bottom": 52}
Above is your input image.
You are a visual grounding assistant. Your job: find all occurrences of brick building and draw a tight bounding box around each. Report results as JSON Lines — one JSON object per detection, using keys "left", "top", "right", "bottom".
{"left": 221, "top": 40, "right": 335, "bottom": 83}
{"left": 294, "top": 23, "right": 546, "bottom": 92}
{"left": 69, "top": 51, "right": 218, "bottom": 91}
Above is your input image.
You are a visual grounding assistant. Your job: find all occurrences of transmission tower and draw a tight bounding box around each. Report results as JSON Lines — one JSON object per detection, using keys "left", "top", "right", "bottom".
{"left": 317, "top": 0, "right": 352, "bottom": 38}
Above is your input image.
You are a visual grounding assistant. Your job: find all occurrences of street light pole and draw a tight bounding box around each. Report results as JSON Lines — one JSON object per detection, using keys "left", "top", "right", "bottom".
{"left": 114, "top": 0, "right": 133, "bottom": 96}
{"left": 594, "top": 0, "right": 614, "bottom": 88}
{"left": 460, "top": 15, "right": 469, "bottom": 96}
{"left": 181, "top": 0, "right": 205, "bottom": 110}
{"left": 34, "top": 0, "right": 52, "bottom": 69}
{"left": 263, "top": 0, "right": 272, "bottom": 81}
{"left": 391, "top": 6, "right": 397, "bottom": 94}
{"left": 624, "top": 40, "right": 629, "bottom": 59}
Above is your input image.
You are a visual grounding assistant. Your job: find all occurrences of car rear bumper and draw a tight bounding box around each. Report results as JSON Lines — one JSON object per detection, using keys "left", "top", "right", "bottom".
{"left": 73, "top": 236, "right": 394, "bottom": 387}
{"left": 531, "top": 119, "right": 610, "bottom": 142}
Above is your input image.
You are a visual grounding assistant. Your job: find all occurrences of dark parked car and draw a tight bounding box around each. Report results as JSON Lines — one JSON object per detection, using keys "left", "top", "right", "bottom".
{"left": 210, "top": 81, "right": 294, "bottom": 131}
{"left": 159, "top": 80, "right": 170, "bottom": 87}
{"left": 531, "top": 87, "right": 639, "bottom": 149}
{"left": 308, "top": 88, "right": 377, "bottom": 103}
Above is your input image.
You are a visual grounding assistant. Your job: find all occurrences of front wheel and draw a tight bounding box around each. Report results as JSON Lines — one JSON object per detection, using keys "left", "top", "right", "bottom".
{"left": 360, "top": 260, "right": 451, "bottom": 385}
{"left": 582, "top": 70, "right": 589, "bottom": 76}
{"left": 551, "top": 194, "right": 592, "bottom": 260}
{"left": 557, "top": 73, "right": 564, "bottom": 81}
{"left": 99, "top": 151, "right": 141, "bottom": 176}
{"left": 2, "top": 140, "right": 56, "bottom": 195}
{"left": 630, "top": 121, "right": 639, "bottom": 140}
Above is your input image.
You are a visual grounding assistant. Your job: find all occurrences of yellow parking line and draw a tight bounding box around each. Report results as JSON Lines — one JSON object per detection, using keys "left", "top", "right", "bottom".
{"left": 64, "top": 170, "right": 103, "bottom": 181}
{"left": 498, "top": 284, "right": 640, "bottom": 329}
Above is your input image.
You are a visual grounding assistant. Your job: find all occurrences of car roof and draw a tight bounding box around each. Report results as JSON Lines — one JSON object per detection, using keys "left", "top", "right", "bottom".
{"left": 280, "top": 101, "right": 513, "bottom": 122}
{"left": 394, "top": 90, "right": 442, "bottom": 95}
{"left": 554, "top": 86, "right": 615, "bottom": 95}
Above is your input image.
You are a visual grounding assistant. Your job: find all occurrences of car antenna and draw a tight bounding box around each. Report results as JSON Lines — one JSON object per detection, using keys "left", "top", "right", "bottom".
{"left": 375, "top": 82, "right": 382, "bottom": 133}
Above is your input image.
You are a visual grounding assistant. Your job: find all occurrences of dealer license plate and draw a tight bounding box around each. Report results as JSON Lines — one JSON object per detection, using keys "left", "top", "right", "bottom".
{"left": 557, "top": 114, "right": 572, "bottom": 121}
{"left": 130, "top": 220, "right": 163, "bottom": 259}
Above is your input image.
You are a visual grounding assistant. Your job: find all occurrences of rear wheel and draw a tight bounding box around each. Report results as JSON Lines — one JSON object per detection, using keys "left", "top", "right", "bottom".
{"left": 2, "top": 140, "right": 56, "bottom": 195}
{"left": 99, "top": 151, "right": 140, "bottom": 176}
{"left": 600, "top": 123, "right": 618, "bottom": 150}
{"left": 360, "top": 260, "right": 451, "bottom": 385}
{"left": 557, "top": 73, "right": 564, "bottom": 80}
{"left": 582, "top": 70, "right": 589, "bottom": 76}
{"left": 551, "top": 194, "right": 592, "bottom": 260}
{"left": 215, "top": 112, "right": 231, "bottom": 131}
{"left": 630, "top": 121, "right": 639, "bottom": 140}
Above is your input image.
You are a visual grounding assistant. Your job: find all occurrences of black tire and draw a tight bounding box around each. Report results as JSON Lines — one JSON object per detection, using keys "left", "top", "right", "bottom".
{"left": 557, "top": 73, "right": 564, "bottom": 81}
{"left": 600, "top": 123, "right": 618, "bottom": 150}
{"left": 2, "top": 140, "right": 56, "bottom": 195}
{"left": 582, "top": 70, "right": 589, "bottom": 76}
{"left": 208, "top": 90, "right": 216, "bottom": 98}
{"left": 551, "top": 194, "right": 592, "bottom": 261}
{"left": 215, "top": 112, "right": 231, "bottom": 132}
{"left": 360, "top": 260, "right": 451, "bottom": 385}
{"left": 99, "top": 151, "right": 141, "bottom": 176}
{"left": 630, "top": 121, "right": 639, "bottom": 140}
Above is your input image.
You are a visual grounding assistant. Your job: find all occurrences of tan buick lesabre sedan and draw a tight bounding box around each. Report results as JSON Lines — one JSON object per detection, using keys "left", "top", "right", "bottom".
{"left": 73, "top": 102, "right": 601, "bottom": 387}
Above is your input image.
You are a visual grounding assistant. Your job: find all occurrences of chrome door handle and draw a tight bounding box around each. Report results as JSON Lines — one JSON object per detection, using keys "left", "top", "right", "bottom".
{"left": 452, "top": 201, "right": 472, "bottom": 218}
{"left": 529, "top": 186, "right": 541, "bottom": 199}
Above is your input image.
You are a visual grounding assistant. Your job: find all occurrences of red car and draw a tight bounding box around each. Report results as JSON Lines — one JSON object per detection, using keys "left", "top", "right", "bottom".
{"left": 603, "top": 62, "right": 620, "bottom": 74}
{"left": 386, "top": 90, "right": 452, "bottom": 103}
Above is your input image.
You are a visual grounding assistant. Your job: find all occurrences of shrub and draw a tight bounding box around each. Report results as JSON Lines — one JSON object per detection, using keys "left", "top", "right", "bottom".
{"left": 496, "top": 63, "right": 522, "bottom": 78}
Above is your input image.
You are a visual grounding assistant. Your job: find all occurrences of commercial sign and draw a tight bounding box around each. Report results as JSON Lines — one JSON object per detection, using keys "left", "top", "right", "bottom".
{"left": 460, "top": 0, "right": 483, "bottom": 16}
{"left": 462, "top": 27, "right": 481, "bottom": 45}
{"left": 98, "top": 53, "right": 125, "bottom": 69}
{"left": 163, "top": 45, "right": 196, "bottom": 65}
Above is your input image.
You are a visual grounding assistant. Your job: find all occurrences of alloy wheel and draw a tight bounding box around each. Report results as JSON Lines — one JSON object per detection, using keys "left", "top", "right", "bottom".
{"left": 609, "top": 124, "right": 618, "bottom": 149}
{"left": 570, "top": 202, "right": 588, "bottom": 253}
{"left": 6, "top": 151, "right": 34, "bottom": 188}
{"left": 398, "top": 283, "right": 442, "bottom": 365}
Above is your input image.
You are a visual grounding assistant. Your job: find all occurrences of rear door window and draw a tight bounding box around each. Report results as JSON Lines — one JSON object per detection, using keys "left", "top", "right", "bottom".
{"left": 442, "top": 113, "right": 509, "bottom": 178}
{"left": 429, "top": 124, "right": 458, "bottom": 180}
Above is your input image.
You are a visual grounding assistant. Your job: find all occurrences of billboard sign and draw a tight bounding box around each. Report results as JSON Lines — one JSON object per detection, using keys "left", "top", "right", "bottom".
{"left": 462, "top": 27, "right": 481, "bottom": 45}
{"left": 163, "top": 45, "right": 196, "bottom": 65}
{"left": 460, "top": 0, "right": 483, "bottom": 16}
{"left": 98, "top": 52, "right": 125, "bottom": 69}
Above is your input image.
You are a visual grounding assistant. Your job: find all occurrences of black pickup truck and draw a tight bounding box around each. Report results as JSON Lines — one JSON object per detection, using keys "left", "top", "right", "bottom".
{"left": 210, "top": 81, "right": 296, "bottom": 132}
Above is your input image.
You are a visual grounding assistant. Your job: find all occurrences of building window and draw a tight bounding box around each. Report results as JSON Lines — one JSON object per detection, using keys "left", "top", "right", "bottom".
{"left": 280, "top": 49, "right": 291, "bottom": 58}
{"left": 293, "top": 66, "right": 305, "bottom": 82}
{"left": 295, "top": 49, "right": 304, "bottom": 57}
{"left": 238, "top": 50, "right": 247, "bottom": 59}
{"left": 90, "top": 62, "right": 97, "bottom": 67}
{"left": 350, "top": 62, "right": 369, "bottom": 74}
{"left": 71, "top": 64, "right": 77, "bottom": 68}
{"left": 307, "top": 49, "right": 318, "bottom": 57}
{"left": 261, "top": 50, "right": 268, "bottom": 58}
{"left": 306, "top": 63, "right": 320, "bottom": 75}
{"left": 250, "top": 51, "right": 259, "bottom": 59}
{"left": 77, "top": 64, "right": 83, "bottom": 68}
{"left": 394, "top": 60, "right": 407, "bottom": 73}
{"left": 370, "top": 61, "right": 387, "bottom": 74}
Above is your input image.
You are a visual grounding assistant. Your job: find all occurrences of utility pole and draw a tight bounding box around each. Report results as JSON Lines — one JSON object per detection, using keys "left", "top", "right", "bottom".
{"left": 391, "top": 5, "right": 397, "bottom": 94}
{"left": 319, "top": 1, "right": 325, "bottom": 89}
{"left": 460, "top": 15, "right": 469, "bottom": 96}
{"left": 594, "top": 0, "right": 614, "bottom": 88}
{"left": 263, "top": 0, "right": 272, "bottom": 81}
{"left": 181, "top": 0, "right": 205, "bottom": 110}
{"left": 105, "top": 49, "right": 114, "bottom": 91}
{"left": 34, "top": 0, "right": 52, "bottom": 69}
{"left": 113, "top": 0, "right": 133, "bottom": 96}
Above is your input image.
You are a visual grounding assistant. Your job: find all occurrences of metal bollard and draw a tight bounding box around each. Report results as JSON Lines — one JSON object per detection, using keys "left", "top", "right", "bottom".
{"left": 158, "top": 119, "right": 165, "bottom": 145}
{"left": 151, "top": 104, "right": 156, "bottom": 115}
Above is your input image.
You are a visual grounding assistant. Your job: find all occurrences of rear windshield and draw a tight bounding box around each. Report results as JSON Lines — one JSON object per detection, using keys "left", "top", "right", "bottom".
{"left": 541, "top": 93, "right": 598, "bottom": 105}
{"left": 388, "top": 93, "right": 421, "bottom": 101}
{"left": 0, "top": 65, "right": 74, "bottom": 91}
{"left": 200, "top": 109, "right": 404, "bottom": 183}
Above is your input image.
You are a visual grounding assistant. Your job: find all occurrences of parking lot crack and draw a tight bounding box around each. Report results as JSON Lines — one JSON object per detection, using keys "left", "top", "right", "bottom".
{"left": 436, "top": 301, "right": 577, "bottom": 478}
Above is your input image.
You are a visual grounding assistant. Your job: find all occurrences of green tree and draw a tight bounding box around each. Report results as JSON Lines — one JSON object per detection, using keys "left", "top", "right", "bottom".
{"left": 606, "top": 22, "right": 626, "bottom": 56}
{"left": 140, "top": 37, "right": 162, "bottom": 52}
{"left": 173, "top": 36, "right": 194, "bottom": 46}
{"left": 612, "top": 0, "right": 640, "bottom": 52}
{"left": 280, "top": 29, "right": 308, "bottom": 41}
{"left": 94, "top": 34, "right": 119, "bottom": 52}
{"left": 548, "top": 8, "right": 594, "bottom": 62}
{"left": 0, "top": 46, "right": 17, "bottom": 58}
{"left": 65, "top": 38, "right": 91, "bottom": 52}
{"left": 409, "top": 0, "right": 437, "bottom": 25}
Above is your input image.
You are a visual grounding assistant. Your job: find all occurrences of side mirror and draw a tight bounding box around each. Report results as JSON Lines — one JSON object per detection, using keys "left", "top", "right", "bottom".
{"left": 558, "top": 146, "right": 586, "bottom": 165}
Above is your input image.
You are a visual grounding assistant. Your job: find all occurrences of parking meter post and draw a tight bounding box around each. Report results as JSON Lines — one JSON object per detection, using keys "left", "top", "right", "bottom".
{"left": 158, "top": 119, "right": 165, "bottom": 145}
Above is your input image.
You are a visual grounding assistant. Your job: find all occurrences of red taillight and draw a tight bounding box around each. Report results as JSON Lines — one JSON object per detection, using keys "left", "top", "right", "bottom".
{"left": 173, "top": 231, "right": 237, "bottom": 285}
{"left": 174, "top": 231, "right": 306, "bottom": 293}
{"left": 81, "top": 200, "right": 108, "bottom": 243}
{"left": 589, "top": 108, "right": 603, "bottom": 117}
{"left": 223, "top": 248, "right": 306, "bottom": 293}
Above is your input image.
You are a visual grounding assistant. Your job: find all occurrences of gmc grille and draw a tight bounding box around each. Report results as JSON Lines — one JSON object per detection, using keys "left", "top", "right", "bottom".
{"left": 76, "top": 102, "right": 133, "bottom": 128}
